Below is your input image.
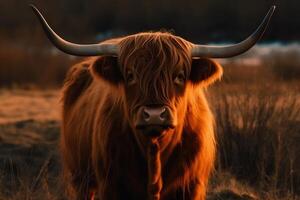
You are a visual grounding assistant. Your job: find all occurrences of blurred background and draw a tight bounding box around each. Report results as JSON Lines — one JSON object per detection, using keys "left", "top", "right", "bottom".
{"left": 0, "top": 0, "right": 299, "bottom": 200}
{"left": 0, "top": 0, "right": 299, "bottom": 87}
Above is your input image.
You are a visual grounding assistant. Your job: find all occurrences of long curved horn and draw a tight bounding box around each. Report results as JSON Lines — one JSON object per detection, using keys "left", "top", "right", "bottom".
{"left": 191, "top": 6, "right": 276, "bottom": 58}
{"left": 30, "top": 5, "right": 118, "bottom": 56}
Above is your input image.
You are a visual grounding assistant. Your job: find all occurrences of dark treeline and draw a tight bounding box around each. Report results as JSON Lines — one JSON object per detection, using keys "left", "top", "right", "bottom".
{"left": 0, "top": 0, "right": 298, "bottom": 44}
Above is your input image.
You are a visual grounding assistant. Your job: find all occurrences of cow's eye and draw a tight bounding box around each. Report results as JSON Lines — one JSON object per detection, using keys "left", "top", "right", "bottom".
{"left": 126, "top": 70, "right": 136, "bottom": 85}
{"left": 174, "top": 71, "right": 186, "bottom": 85}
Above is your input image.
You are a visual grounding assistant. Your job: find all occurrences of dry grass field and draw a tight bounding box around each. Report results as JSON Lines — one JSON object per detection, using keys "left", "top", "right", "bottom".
{"left": 209, "top": 83, "right": 300, "bottom": 200}
{"left": 0, "top": 44, "right": 299, "bottom": 200}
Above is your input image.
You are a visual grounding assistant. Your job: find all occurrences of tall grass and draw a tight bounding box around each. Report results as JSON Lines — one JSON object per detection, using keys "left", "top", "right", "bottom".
{"left": 210, "top": 85, "right": 300, "bottom": 199}
{"left": 0, "top": 120, "right": 65, "bottom": 200}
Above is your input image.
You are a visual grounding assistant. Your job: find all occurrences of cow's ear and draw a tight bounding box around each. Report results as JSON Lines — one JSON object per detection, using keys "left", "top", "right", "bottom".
{"left": 91, "top": 56, "right": 123, "bottom": 85}
{"left": 189, "top": 58, "right": 223, "bottom": 86}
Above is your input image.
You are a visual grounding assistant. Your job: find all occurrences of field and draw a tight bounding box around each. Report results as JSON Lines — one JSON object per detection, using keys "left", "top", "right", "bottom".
{"left": 0, "top": 44, "right": 299, "bottom": 200}
{"left": 0, "top": 90, "right": 63, "bottom": 199}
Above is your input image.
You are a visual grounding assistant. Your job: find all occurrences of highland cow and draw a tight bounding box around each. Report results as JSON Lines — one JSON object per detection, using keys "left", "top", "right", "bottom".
{"left": 31, "top": 5, "right": 275, "bottom": 200}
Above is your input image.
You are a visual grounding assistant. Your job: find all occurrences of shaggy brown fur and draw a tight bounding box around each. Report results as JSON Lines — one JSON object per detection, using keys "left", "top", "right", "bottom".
{"left": 61, "top": 32, "right": 222, "bottom": 200}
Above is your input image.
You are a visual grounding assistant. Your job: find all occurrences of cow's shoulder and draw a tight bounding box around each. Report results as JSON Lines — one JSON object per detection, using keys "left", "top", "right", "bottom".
{"left": 61, "top": 59, "right": 93, "bottom": 109}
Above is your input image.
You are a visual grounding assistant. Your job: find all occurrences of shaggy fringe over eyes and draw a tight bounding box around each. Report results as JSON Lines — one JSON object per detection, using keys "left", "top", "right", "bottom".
{"left": 118, "top": 32, "right": 193, "bottom": 103}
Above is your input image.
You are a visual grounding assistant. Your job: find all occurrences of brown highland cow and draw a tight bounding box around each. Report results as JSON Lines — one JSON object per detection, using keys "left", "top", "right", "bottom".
{"left": 31, "top": 5, "right": 275, "bottom": 200}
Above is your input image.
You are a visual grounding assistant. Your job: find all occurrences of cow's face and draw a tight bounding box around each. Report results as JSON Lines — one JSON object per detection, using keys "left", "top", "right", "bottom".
{"left": 91, "top": 33, "right": 222, "bottom": 140}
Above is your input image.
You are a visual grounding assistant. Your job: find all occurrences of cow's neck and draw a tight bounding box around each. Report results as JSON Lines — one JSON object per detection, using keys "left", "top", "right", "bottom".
{"left": 133, "top": 128, "right": 181, "bottom": 165}
{"left": 131, "top": 127, "right": 183, "bottom": 199}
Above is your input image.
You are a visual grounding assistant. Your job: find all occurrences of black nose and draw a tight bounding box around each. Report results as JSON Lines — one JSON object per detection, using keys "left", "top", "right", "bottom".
{"left": 135, "top": 106, "right": 174, "bottom": 130}
{"left": 142, "top": 107, "right": 167, "bottom": 124}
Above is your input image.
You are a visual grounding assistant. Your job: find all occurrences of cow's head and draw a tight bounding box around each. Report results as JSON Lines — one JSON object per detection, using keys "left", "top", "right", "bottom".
{"left": 31, "top": 5, "right": 275, "bottom": 146}
{"left": 90, "top": 33, "right": 223, "bottom": 139}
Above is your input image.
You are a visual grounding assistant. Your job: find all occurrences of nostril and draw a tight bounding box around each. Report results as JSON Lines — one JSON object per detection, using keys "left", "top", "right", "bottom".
{"left": 159, "top": 107, "right": 167, "bottom": 121}
{"left": 143, "top": 109, "right": 151, "bottom": 121}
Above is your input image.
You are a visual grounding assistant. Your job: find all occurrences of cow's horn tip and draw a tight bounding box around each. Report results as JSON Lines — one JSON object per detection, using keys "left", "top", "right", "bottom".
{"left": 29, "top": 4, "right": 37, "bottom": 10}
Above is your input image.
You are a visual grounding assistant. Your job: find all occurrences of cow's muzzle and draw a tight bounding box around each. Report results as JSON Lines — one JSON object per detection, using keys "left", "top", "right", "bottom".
{"left": 135, "top": 105, "right": 175, "bottom": 137}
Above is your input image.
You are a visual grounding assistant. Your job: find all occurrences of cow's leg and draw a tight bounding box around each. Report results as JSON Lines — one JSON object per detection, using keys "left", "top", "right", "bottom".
{"left": 164, "top": 179, "right": 206, "bottom": 200}
{"left": 147, "top": 139, "right": 162, "bottom": 200}
{"left": 186, "top": 180, "right": 206, "bottom": 200}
